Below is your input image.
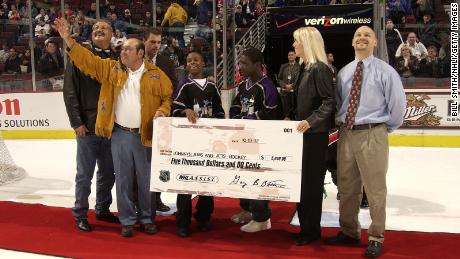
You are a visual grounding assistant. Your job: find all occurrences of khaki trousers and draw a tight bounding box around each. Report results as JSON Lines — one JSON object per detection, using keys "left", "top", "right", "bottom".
{"left": 337, "top": 124, "right": 388, "bottom": 243}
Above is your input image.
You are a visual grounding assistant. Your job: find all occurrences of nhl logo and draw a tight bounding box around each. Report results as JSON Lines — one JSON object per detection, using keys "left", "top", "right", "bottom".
{"left": 159, "top": 170, "right": 170, "bottom": 182}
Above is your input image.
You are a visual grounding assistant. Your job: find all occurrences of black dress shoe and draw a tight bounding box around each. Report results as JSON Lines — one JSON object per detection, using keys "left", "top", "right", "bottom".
{"left": 176, "top": 227, "right": 190, "bottom": 238}
{"left": 295, "top": 236, "right": 320, "bottom": 246}
{"left": 325, "top": 231, "right": 360, "bottom": 245}
{"left": 197, "top": 221, "right": 211, "bottom": 232}
{"left": 364, "top": 240, "right": 382, "bottom": 258}
{"left": 121, "top": 225, "right": 133, "bottom": 237}
{"left": 140, "top": 223, "right": 158, "bottom": 235}
{"left": 156, "top": 202, "right": 171, "bottom": 212}
{"left": 75, "top": 219, "right": 92, "bottom": 232}
{"left": 96, "top": 211, "right": 119, "bottom": 223}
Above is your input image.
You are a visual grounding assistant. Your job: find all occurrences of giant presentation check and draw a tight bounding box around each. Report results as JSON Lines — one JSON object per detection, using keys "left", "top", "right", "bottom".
{"left": 151, "top": 118, "right": 303, "bottom": 202}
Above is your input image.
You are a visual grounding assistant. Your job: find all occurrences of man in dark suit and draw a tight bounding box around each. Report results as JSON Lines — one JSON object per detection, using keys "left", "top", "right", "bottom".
{"left": 277, "top": 50, "right": 300, "bottom": 120}
{"left": 144, "top": 27, "right": 176, "bottom": 213}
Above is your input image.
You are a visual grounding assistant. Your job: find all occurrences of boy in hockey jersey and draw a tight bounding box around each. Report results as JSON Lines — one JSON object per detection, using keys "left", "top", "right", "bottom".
{"left": 229, "top": 47, "right": 282, "bottom": 232}
{"left": 172, "top": 50, "right": 225, "bottom": 237}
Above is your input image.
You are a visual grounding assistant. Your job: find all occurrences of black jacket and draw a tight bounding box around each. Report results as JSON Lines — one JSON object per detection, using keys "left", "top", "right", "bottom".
{"left": 38, "top": 52, "right": 64, "bottom": 77}
{"left": 155, "top": 53, "right": 177, "bottom": 87}
{"left": 291, "top": 62, "right": 335, "bottom": 133}
{"left": 63, "top": 46, "right": 117, "bottom": 133}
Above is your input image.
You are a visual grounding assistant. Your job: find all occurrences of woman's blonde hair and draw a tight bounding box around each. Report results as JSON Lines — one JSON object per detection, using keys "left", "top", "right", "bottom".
{"left": 293, "top": 26, "right": 327, "bottom": 65}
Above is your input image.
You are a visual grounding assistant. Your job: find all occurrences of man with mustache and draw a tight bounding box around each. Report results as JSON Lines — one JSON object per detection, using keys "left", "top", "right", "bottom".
{"left": 58, "top": 17, "right": 173, "bottom": 237}
{"left": 326, "top": 26, "right": 406, "bottom": 258}
{"left": 63, "top": 20, "right": 119, "bottom": 232}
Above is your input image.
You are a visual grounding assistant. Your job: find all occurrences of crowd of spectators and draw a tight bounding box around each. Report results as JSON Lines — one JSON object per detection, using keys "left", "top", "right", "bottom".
{"left": 0, "top": 0, "right": 451, "bottom": 90}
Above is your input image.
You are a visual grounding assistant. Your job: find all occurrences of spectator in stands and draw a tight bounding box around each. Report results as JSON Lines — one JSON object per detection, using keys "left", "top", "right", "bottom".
{"left": 107, "top": 3, "right": 117, "bottom": 16}
{"left": 80, "top": 19, "right": 92, "bottom": 42}
{"left": 4, "top": 48, "right": 21, "bottom": 74}
{"left": 38, "top": 40, "right": 64, "bottom": 77}
{"left": 0, "top": 8, "right": 7, "bottom": 20}
{"left": 35, "top": 17, "right": 51, "bottom": 37}
{"left": 161, "top": 0, "right": 188, "bottom": 48}
{"left": 0, "top": 0, "right": 7, "bottom": 11}
{"left": 385, "top": 18, "right": 403, "bottom": 66}
{"left": 254, "top": 1, "right": 265, "bottom": 18}
{"left": 395, "top": 32, "right": 427, "bottom": 60}
{"left": 235, "top": 5, "right": 249, "bottom": 28}
{"left": 417, "top": 11, "right": 439, "bottom": 48}
{"left": 162, "top": 36, "right": 185, "bottom": 68}
{"left": 326, "top": 52, "right": 338, "bottom": 81}
{"left": 20, "top": 48, "right": 32, "bottom": 73}
{"left": 0, "top": 44, "right": 10, "bottom": 64}
{"left": 86, "top": 3, "right": 97, "bottom": 20}
{"left": 155, "top": 5, "right": 165, "bottom": 26}
{"left": 122, "top": 9, "right": 132, "bottom": 24}
{"left": 241, "top": 0, "right": 256, "bottom": 23}
{"left": 395, "top": 44, "right": 419, "bottom": 77}
{"left": 143, "top": 11, "right": 153, "bottom": 27}
{"left": 58, "top": 3, "right": 73, "bottom": 19}
{"left": 69, "top": 16, "right": 81, "bottom": 39}
{"left": 438, "top": 32, "right": 450, "bottom": 60}
{"left": 439, "top": 34, "right": 450, "bottom": 78}
{"left": 277, "top": 50, "right": 300, "bottom": 120}
{"left": 110, "top": 13, "right": 126, "bottom": 34}
{"left": 35, "top": 8, "right": 49, "bottom": 23}
{"left": 8, "top": 4, "right": 20, "bottom": 21}
{"left": 111, "top": 29, "right": 127, "bottom": 55}
{"left": 413, "top": 0, "right": 434, "bottom": 22}
{"left": 48, "top": 5, "right": 57, "bottom": 22}
{"left": 195, "top": 0, "right": 210, "bottom": 39}
{"left": 387, "top": 0, "right": 411, "bottom": 25}
{"left": 417, "top": 45, "right": 441, "bottom": 77}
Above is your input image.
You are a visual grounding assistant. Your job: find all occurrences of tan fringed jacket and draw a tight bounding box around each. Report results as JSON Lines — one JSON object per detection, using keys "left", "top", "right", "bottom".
{"left": 67, "top": 43, "right": 173, "bottom": 147}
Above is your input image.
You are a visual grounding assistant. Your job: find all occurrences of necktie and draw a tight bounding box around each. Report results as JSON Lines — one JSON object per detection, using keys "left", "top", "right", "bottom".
{"left": 345, "top": 61, "right": 363, "bottom": 130}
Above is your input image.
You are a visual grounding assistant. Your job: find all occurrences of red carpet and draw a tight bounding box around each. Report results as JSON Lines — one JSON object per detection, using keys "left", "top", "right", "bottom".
{"left": 0, "top": 199, "right": 459, "bottom": 259}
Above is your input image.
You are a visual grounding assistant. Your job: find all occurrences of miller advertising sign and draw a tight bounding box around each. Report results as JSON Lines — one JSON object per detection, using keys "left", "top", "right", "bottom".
{"left": 403, "top": 93, "right": 460, "bottom": 128}
{"left": 267, "top": 3, "right": 373, "bottom": 35}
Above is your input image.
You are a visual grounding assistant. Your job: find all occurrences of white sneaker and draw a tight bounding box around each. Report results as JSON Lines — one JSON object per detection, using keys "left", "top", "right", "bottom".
{"left": 240, "top": 219, "right": 271, "bottom": 233}
{"left": 230, "top": 210, "right": 252, "bottom": 224}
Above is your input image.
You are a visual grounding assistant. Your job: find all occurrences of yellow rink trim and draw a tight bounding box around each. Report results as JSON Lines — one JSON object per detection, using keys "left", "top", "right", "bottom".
{"left": 2, "top": 130, "right": 460, "bottom": 147}
{"left": 1, "top": 130, "right": 75, "bottom": 139}
{"left": 389, "top": 135, "right": 460, "bottom": 147}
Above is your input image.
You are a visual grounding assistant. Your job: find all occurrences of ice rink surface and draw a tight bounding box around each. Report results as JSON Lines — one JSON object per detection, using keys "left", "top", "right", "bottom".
{"left": 1, "top": 140, "right": 460, "bottom": 258}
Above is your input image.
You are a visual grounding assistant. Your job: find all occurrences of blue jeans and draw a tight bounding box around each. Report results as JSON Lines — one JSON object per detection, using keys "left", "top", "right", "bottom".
{"left": 72, "top": 135, "right": 115, "bottom": 220}
{"left": 111, "top": 127, "right": 152, "bottom": 226}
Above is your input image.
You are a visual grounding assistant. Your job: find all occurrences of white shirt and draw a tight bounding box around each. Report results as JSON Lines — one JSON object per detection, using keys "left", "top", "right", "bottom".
{"left": 114, "top": 62, "right": 145, "bottom": 128}
{"left": 35, "top": 23, "right": 50, "bottom": 37}
{"left": 395, "top": 41, "right": 428, "bottom": 58}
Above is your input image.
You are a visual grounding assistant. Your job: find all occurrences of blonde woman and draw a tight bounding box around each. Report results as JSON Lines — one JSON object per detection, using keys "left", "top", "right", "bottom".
{"left": 291, "top": 27, "right": 335, "bottom": 246}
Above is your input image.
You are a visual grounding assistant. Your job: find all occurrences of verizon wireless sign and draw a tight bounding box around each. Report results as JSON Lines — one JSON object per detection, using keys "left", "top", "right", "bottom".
{"left": 304, "top": 16, "right": 371, "bottom": 27}
{"left": 0, "top": 92, "right": 70, "bottom": 130}
{"left": 268, "top": 3, "right": 373, "bottom": 35}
